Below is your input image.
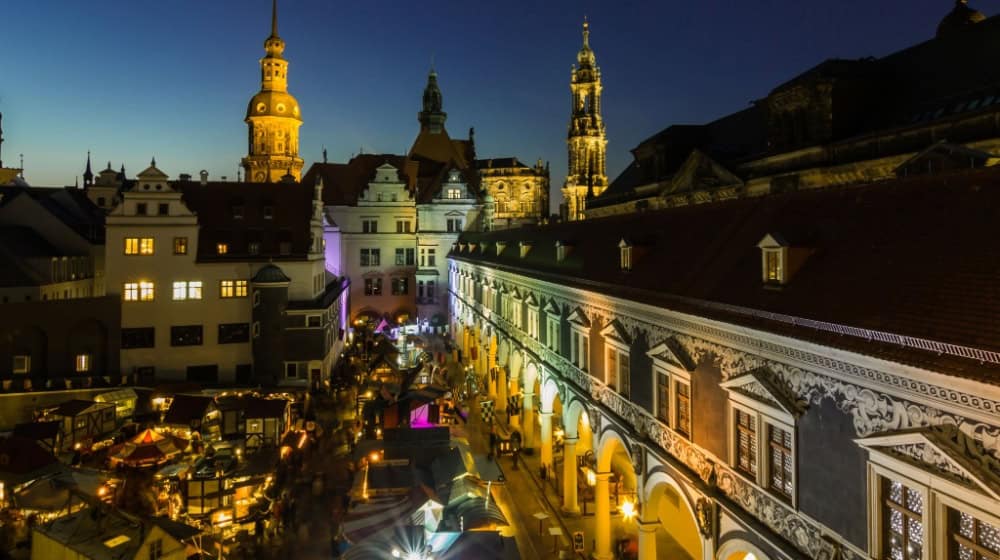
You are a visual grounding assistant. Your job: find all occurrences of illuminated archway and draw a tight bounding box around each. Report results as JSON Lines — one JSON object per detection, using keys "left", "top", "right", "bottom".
{"left": 639, "top": 471, "right": 703, "bottom": 560}
{"left": 520, "top": 361, "right": 540, "bottom": 451}
{"left": 716, "top": 540, "right": 770, "bottom": 560}
{"left": 561, "top": 398, "right": 593, "bottom": 515}
{"left": 595, "top": 427, "right": 637, "bottom": 560}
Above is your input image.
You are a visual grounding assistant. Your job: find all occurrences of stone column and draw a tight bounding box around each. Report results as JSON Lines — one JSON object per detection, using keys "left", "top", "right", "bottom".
{"left": 637, "top": 520, "right": 659, "bottom": 560}
{"left": 539, "top": 411, "right": 553, "bottom": 469}
{"left": 497, "top": 368, "right": 508, "bottom": 416}
{"left": 594, "top": 471, "right": 613, "bottom": 560}
{"left": 521, "top": 391, "right": 535, "bottom": 451}
{"left": 562, "top": 437, "right": 580, "bottom": 515}
{"left": 509, "top": 382, "right": 521, "bottom": 429}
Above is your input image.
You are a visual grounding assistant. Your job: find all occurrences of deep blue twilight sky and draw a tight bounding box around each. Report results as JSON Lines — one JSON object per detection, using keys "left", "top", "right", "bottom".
{"left": 1, "top": 0, "right": 984, "bottom": 210}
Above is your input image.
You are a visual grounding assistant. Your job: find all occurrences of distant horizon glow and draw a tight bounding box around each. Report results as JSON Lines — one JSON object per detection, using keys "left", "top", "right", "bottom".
{"left": 0, "top": 0, "right": 976, "bottom": 212}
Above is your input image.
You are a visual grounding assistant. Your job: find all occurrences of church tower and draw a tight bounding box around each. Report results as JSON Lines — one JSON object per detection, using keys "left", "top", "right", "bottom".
{"left": 242, "top": 0, "right": 304, "bottom": 183}
{"left": 561, "top": 19, "right": 608, "bottom": 221}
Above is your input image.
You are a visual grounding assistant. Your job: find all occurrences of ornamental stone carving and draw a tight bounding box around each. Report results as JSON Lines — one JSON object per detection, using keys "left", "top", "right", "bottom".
{"left": 695, "top": 498, "right": 714, "bottom": 538}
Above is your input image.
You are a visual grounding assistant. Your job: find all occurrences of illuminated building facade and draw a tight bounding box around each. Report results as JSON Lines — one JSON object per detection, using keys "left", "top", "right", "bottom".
{"left": 306, "top": 71, "right": 484, "bottom": 330}
{"left": 104, "top": 161, "right": 344, "bottom": 386}
{"left": 477, "top": 157, "right": 550, "bottom": 228}
{"left": 562, "top": 20, "right": 608, "bottom": 222}
{"left": 449, "top": 6, "right": 1000, "bottom": 560}
{"left": 242, "top": 0, "right": 304, "bottom": 183}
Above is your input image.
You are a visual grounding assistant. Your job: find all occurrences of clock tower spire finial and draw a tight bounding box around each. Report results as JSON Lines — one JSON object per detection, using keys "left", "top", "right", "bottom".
{"left": 271, "top": 0, "right": 278, "bottom": 38}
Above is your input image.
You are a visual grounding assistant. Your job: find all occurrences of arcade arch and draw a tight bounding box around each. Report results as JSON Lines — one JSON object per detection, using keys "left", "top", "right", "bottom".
{"left": 639, "top": 471, "right": 704, "bottom": 560}
{"left": 716, "top": 539, "right": 770, "bottom": 560}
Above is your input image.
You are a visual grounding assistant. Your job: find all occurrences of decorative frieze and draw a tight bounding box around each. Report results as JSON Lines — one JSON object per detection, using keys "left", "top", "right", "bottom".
{"left": 447, "top": 273, "right": 998, "bottom": 560}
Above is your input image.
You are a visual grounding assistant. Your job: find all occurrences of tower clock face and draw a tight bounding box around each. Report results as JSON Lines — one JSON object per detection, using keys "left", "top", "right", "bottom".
{"left": 255, "top": 172, "right": 266, "bottom": 181}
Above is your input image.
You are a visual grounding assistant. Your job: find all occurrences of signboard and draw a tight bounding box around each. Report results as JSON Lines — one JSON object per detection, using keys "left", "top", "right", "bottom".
{"left": 573, "top": 531, "right": 585, "bottom": 552}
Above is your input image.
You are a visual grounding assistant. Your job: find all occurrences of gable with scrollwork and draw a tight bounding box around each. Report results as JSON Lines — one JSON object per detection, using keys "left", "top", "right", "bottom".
{"left": 857, "top": 426, "right": 1000, "bottom": 500}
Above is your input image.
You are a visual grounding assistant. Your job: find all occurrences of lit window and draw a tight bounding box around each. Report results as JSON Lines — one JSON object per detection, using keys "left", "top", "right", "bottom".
{"left": 220, "top": 280, "right": 247, "bottom": 298}
{"left": 139, "top": 281, "right": 155, "bottom": 301}
{"left": 173, "top": 281, "right": 188, "bottom": 301}
{"left": 124, "top": 237, "right": 154, "bottom": 255}
{"left": 217, "top": 243, "right": 229, "bottom": 255}
{"left": 173, "top": 237, "right": 188, "bottom": 255}
{"left": 619, "top": 241, "right": 633, "bottom": 271}
{"left": 882, "top": 478, "right": 923, "bottom": 560}
{"left": 123, "top": 283, "right": 139, "bottom": 301}
{"left": 735, "top": 409, "right": 758, "bottom": 478}
{"left": 446, "top": 188, "right": 462, "bottom": 199}
{"left": 949, "top": 508, "right": 1000, "bottom": 560}
{"left": 656, "top": 371, "right": 669, "bottom": 423}
{"left": 768, "top": 424, "right": 794, "bottom": 500}
{"left": 188, "top": 281, "right": 203, "bottom": 299}
{"left": 605, "top": 346, "right": 629, "bottom": 395}
{"left": 13, "top": 355, "right": 30, "bottom": 374}
{"left": 675, "top": 380, "right": 691, "bottom": 438}
{"left": 75, "top": 354, "right": 91, "bottom": 373}
{"left": 765, "top": 250, "right": 782, "bottom": 282}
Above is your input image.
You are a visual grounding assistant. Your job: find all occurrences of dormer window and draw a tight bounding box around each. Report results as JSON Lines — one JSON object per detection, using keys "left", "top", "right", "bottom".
{"left": 519, "top": 241, "right": 533, "bottom": 258}
{"left": 556, "top": 241, "right": 573, "bottom": 262}
{"left": 619, "top": 239, "right": 633, "bottom": 271}
{"left": 764, "top": 249, "right": 782, "bottom": 282}
{"left": 446, "top": 188, "right": 462, "bottom": 199}
{"left": 757, "top": 233, "right": 810, "bottom": 286}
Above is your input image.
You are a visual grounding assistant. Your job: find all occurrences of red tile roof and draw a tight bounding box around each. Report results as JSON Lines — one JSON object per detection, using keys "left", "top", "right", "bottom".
{"left": 453, "top": 167, "right": 1000, "bottom": 382}
{"left": 176, "top": 180, "right": 315, "bottom": 261}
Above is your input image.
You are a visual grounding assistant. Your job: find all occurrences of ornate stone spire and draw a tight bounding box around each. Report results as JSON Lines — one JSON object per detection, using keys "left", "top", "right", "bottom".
{"left": 418, "top": 69, "right": 447, "bottom": 134}
{"left": 83, "top": 151, "right": 93, "bottom": 186}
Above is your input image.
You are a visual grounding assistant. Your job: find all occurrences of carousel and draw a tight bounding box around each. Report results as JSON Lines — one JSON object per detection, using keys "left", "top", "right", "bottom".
{"left": 109, "top": 429, "right": 188, "bottom": 469}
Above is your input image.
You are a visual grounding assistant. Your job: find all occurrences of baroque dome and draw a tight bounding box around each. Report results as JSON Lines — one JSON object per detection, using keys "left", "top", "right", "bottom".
{"left": 245, "top": 90, "right": 301, "bottom": 121}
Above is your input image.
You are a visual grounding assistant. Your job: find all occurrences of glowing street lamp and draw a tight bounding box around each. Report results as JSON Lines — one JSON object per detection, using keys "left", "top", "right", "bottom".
{"left": 621, "top": 499, "right": 637, "bottom": 520}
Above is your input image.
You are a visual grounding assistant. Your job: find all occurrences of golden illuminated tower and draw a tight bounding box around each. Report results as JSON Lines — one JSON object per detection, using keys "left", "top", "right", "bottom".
{"left": 242, "top": 0, "right": 303, "bottom": 183}
{"left": 562, "top": 19, "right": 608, "bottom": 221}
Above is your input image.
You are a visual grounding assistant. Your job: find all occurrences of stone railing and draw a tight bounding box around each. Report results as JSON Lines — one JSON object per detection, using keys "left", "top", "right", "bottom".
{"left": 453, "top": 288, "right": 865, "bottom": 560}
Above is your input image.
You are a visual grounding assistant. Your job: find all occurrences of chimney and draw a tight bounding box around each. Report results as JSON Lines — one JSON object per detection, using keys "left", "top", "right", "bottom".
{"left": 179, "top": 173, "right": 192, "bottom": 182}
{"left": 199, "top": 170, "right": 208, "bottom": 185}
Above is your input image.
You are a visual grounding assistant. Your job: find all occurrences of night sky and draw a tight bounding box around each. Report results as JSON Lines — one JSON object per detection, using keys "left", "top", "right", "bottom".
{"left": 1, "top": 0, "right": 982, "bottom": 209}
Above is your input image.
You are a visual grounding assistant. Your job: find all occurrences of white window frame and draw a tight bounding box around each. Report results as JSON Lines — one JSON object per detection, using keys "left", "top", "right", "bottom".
{"left": 546, "top": 316, "right": 560, "bottom": 353}
{"left": 600, "top": 321, "right": 631, "bottom": 396}
{"left": 75, "top": 353, "right": 91, "bottom": 373}
{"left": 525, "top": 294, "right": 539, "bottom": 339}
{"left": 13, "top": 355, "right": 30, "bottom": 374}
{"left": 604, "top": 341, "right": 630, "bottom": 396}
{"left": 862, "top": 434, "right": 1000, "bottom": 560}
{"left": 725, "top": 392, "right": 798, "bottom": 507}
{"left": 757, "top": 234, "right": 789, "bottom": 284}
